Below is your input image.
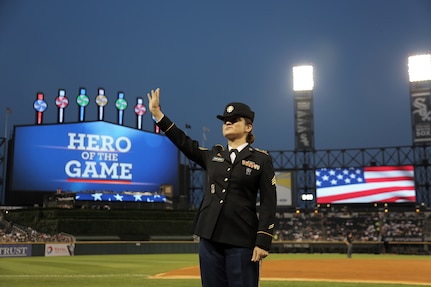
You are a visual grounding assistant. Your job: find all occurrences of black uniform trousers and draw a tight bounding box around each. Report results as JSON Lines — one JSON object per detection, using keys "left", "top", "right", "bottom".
{"left": 199, "top": 238, "right": 260, "bottom": 287}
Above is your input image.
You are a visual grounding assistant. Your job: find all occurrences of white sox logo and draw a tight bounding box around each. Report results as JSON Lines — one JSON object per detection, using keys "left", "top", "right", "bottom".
{"left": 413, "top": 97, "right": 431, "bottom": 121}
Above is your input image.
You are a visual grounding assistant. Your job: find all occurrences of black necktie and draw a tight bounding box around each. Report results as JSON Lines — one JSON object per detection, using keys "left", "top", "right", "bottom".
{"left": 230, "top": 149, "right": 238, "bottom": 163}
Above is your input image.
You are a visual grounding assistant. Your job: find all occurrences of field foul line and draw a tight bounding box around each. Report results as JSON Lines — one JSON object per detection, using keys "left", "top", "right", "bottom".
{"left": 150, "top": 275, "right": 431, "bottom": 286}
{"left": 2, "top": 274, "right": 430, "bottom": 285}
{"left": 262, "top": 278, "right": 431, "bottom": 286}
{"left": 0, "top": 274, "right": 150, "bottom": 278}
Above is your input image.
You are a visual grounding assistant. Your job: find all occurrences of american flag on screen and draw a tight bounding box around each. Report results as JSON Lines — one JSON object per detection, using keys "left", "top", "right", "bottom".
{"left": 315, "top": 165, "right": 415, "bottom": 204}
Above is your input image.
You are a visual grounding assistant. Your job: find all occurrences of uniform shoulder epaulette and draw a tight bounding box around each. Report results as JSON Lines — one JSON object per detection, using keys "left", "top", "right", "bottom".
{"left": 214, "top": 144, "right": 225, "bottom": 151}
{"left": 254, "top": 148, "right": 269, "bottom": 155}
{"left": 198, "top": 147, "right": 209, "bottom": 151}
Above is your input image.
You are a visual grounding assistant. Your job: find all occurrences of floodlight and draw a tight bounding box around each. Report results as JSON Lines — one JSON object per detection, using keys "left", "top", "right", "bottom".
{"left": 293, "top": 65, "right": 314, "bottom": 91}
{"left": 408, "top": 54, "right": 431, "bottom": 82}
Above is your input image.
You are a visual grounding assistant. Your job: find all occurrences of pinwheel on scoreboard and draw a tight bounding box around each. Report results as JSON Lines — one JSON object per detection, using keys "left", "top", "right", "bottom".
{"left": 95, "top": 88, "right": 108, "bottom": 121}
{"left": 76, "top": 88, "right": 89, "bottom": 122}
{"left": 55, "top": 89, "right": 69, "bottom": 123}
{"left": 33, "top": 92, "right": 48, "bottom": 125}
{"left": 134, "top": 97, "right": 146, "bottom": 130}
{"left": 115, "top": 92, "right": 128, "bottom": 125}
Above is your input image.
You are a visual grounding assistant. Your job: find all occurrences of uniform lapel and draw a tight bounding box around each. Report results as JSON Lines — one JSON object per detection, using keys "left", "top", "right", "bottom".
{"left": 221, "top": 149, "right": 231, "bottom": 163}
{"left": 235, "top": 145, "right": 252, "bottom": 165}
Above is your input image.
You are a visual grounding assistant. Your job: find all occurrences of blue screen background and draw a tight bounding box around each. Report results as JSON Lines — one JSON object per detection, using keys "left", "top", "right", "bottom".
{"left": 11, "top": 122, "right": 178, "bottom": 194}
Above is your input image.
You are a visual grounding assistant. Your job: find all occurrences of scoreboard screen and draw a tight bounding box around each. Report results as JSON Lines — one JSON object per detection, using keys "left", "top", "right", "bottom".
{"left": 9, "top": 121, "right": 178, "bottom": 204}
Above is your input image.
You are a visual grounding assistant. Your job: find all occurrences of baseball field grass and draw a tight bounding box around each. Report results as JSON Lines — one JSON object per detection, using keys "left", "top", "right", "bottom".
{"left": 0, "top": 253, "right": 429, "bottom": 287}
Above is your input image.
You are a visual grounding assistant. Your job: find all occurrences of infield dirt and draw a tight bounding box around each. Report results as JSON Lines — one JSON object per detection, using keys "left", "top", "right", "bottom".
{"left": 154, "top": 258, "right": 431, "bottom": 285}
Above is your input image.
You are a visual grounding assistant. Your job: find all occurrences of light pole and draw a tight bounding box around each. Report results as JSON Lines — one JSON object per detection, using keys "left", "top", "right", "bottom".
{"left": 1, "top": 107, "right": 12, "bottom": 204}
{"left": 408, "top": 54, "right": 431, "bottom": 144}
{"left": 293, "top": 65, "right": 315, "bottom": 150}
{"left": 408, "top": 54, "right": 431, "bottom": 208}
{"left": 293, "top": 65, "right": 315, "bottom": 209}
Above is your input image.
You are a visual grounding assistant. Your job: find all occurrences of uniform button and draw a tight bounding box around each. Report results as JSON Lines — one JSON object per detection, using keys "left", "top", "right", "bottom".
{"left": 211, "top": 190, "right": 215, "bottom": 194}
{"left": 222, "top": 189, "right": 226, "bottom": 193}
{"left": 219, "top": 200, "right": 224, "bottom": 204}
{"left": 224, "top": 178, "right": 228, "bottom": 182}
{"left": 227, "top": 167, "right": 231, "bottom": 172}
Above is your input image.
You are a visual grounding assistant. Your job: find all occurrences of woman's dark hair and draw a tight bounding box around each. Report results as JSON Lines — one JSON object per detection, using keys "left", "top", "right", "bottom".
{"left": 244, "top": 118, "right": 255, "bottom": 144}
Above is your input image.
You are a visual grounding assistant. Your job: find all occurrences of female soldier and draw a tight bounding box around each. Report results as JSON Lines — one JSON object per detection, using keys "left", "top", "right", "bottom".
{"left": 148, "top": 88, "right": 277, "bottom": 287}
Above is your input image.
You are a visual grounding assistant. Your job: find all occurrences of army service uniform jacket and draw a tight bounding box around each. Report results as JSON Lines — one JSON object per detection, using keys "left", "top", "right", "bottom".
{"left": 157, "top": 116, "right": 277, "bottom": 251}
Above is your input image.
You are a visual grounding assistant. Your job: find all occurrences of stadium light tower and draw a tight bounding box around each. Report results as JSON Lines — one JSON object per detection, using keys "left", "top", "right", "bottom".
{"left": 292, "top": 65, "right": 315, "bottom": 150}
{"left": 408, "top": 54, "right": 431, "bottom": 144}
{"left": 292, "top": 65, "right": 315, "bottom": 210}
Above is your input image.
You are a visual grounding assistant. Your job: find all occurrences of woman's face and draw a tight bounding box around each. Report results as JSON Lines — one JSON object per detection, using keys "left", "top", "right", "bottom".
{"left": 222, "top": 117, "right": 252, "bottom": 140}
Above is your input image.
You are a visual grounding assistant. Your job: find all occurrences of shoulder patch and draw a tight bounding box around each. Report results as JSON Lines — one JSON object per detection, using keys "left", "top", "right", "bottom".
{"left": 214, "top": 144, "right": 225, "bottom": 151}
{"left": 255, "top": 148, "right": 269, "bottom": 155}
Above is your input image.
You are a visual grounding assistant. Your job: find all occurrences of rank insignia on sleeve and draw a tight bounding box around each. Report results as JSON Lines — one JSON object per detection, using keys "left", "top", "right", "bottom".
{"left": 271, "top": 176, "right": 276, "bottom": 185}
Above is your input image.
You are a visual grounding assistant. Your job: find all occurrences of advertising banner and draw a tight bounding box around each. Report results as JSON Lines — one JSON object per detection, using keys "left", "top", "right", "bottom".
{"left": 45, "top": 243, "right": 75, "bottom": 256}
{"left": 411, "top": 90, "right": 431, "bottom": 143}
{"left": 275, "top": 171, "right": 293, "bottom": 206}
{"left": 0, "top": 244, "right": 32, "bottom": 257}
{"left": 294, "top": 96, "right": 314, "bottom": 150}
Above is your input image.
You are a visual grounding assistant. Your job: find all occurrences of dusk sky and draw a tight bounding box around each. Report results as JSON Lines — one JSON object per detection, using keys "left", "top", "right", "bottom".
{"left": 1, "top": 0, "right": 430, "bottom": 151}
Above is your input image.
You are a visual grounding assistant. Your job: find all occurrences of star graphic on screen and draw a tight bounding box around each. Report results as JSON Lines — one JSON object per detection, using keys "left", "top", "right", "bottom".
{"left": 153, "top": 195, "right": 166, "bottom": 202}
{"left": 91, "top": 193, "right": 103, "bottom": 201}
{"left": 114, "top": 194, "right": 123, "bottom": 201}
{"left": 133, "top": 194, "right": 142, "bottom": 201}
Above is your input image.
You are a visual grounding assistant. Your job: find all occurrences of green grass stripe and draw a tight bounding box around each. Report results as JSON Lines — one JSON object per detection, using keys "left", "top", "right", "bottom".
{"left": 0, "top": 254, "right": 429, "bottom": 287}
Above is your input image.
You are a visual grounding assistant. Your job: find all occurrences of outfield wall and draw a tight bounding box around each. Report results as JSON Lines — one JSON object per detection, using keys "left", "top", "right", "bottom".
{"left": 1, "top": 241, "right": 430, "bottom": 257}
{"left": 272, "top": 241, "right": 430, "bottom": 255}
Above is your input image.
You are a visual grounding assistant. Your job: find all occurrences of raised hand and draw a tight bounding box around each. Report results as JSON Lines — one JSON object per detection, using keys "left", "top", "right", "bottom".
{"left": 147, "top": 88, "right": 164, "bottom": 122}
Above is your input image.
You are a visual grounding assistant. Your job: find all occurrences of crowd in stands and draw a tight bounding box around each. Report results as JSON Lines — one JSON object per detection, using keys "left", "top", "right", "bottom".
{"left": 381, "top": 212, "right": 426, "bottom": 242}
{"left": 274, "top": 211, "right": 430, "bottom": 242}
{"left": 0, "top": 219, "right": 74, "bottom": 243}
{"left": 1, "top": 209, "right": 429, "bottom": 243}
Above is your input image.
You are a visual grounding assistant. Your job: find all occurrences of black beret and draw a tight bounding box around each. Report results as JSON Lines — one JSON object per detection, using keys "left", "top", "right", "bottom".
{"left": 216, "top": 102, "right": 255, "bottom": 122}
